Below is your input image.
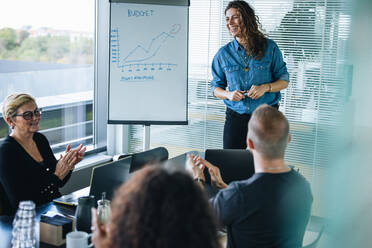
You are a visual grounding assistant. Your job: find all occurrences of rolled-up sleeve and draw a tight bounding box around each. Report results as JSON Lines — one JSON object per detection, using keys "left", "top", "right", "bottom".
{"left": 271, "top": 42, "right": 290, "bottom": 83}
{"left": 210, "top": 51, "right": 227, "bottom": 95}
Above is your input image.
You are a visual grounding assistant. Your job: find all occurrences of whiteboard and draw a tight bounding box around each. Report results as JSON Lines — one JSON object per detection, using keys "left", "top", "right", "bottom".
{"left": 108, "top": 0, "right": 189, "bottom": 125}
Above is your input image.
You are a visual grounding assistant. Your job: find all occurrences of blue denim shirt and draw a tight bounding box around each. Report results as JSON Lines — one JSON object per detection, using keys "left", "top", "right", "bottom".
{"left": 211, "top": 38, "right": 289, "bottom": 114}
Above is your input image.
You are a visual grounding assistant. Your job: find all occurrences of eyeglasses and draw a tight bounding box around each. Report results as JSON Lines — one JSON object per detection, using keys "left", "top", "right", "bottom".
{"left": 13, "top": 108, "right": 42, "bottom": 120}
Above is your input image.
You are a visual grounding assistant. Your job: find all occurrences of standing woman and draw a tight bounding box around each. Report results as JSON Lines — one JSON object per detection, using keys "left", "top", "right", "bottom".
{"left": 0, "top": 93, "right": 86, "bottom": 215}
{"left": 211, "top": 0, "right": 289, "bottom": 149}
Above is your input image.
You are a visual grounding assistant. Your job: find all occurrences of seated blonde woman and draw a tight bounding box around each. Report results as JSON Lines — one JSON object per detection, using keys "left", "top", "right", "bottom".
{"left": 0, "top": 93, "right": 86, "bottom": 215}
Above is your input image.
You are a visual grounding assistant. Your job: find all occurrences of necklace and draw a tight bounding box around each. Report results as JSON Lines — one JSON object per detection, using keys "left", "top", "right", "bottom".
{"left": 236, "top": 48, "right": 250, "bottom": 72}
{"left": 265, "top": 166, "right": 288, "bottom": 170}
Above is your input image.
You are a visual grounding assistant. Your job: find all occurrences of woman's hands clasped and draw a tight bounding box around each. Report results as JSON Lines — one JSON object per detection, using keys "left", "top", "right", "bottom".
{"left": 226, "top": 83, "right": 271, "bottom": 101}
{"left": 54, "top": 144, "right": 86, "bottom": 180}
{"left": 227, "top": 90, "right": 246, "bottom": 101}
{"left": 247, "top": 84, "right": 269, "bottom": 99}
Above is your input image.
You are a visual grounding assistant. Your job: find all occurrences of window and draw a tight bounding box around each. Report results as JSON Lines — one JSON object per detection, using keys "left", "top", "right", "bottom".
{"left": 0, "top": 0, "right": 102, "bottom": 152}
{"left": 126, "top": 0, "right": 352, "bottom": 216}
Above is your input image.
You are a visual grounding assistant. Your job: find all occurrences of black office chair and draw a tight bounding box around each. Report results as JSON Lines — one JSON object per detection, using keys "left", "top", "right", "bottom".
{"left": 204, "top": 149, "right": 255, "bottom": 185}
{"left": 129, "top": 147, "right": 169, "bottom": 173}
{"left": 303, "top": 225, "right": 325, "bottom": 248}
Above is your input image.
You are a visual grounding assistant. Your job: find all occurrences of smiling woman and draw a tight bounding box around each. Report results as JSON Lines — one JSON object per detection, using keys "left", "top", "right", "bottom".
{"left": 0, "top": 93, "right": 86, "bottom": 215}
{"left": 210, "top": 0, "right": 289, "bottom": 149}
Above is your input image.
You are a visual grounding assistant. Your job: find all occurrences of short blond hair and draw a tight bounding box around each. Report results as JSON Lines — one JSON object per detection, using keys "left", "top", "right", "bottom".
{"left": 2, "top": 93, "right": 36, "bottom": 120}
{"left": 248, "top": 104, "right": 289, "bottom": 159}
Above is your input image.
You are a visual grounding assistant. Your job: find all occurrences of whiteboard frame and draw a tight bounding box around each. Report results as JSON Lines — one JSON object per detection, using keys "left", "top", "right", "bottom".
{"left": 107, "top": 0, "right": 189, "bottom": 125}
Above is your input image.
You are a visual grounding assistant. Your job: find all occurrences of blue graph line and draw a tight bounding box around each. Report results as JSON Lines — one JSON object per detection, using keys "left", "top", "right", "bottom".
{"left": 110, "top": 25, "right": 181, "bottom": 68}
{"left": 121, "top": 32, "right": 174, "bottom": 64}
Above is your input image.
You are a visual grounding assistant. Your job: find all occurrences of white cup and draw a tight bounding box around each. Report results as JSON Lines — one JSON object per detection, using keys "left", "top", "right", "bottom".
{"left": 66, "top": 231, "right": 93, "bottom": 248}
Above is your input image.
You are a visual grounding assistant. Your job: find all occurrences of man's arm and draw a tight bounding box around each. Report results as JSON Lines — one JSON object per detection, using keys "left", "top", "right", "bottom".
{"left": 186, "top": 155, "right": 241, "bottom": 226}
{"left": 210, "top": 184, "right": 241, "bottom": 226}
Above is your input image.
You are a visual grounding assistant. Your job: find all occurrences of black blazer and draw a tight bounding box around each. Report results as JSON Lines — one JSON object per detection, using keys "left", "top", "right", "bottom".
{"left": 0, "top": 132, "right": 71, "bottom": 215}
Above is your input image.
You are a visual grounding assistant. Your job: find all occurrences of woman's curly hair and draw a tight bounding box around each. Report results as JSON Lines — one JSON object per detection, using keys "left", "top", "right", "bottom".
{"left": 106, "top": 166, "right": 220, "bottom": 248}
{"left": 225, "top": 0, "right": 267, "bottom": 59}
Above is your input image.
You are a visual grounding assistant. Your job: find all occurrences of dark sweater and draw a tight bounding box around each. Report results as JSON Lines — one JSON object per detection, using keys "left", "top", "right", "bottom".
{"left": 211, "top": 169, "right": 313, "bottom": 248}
{"left": 0, "top": 132, "right": 71, "bottom": 215}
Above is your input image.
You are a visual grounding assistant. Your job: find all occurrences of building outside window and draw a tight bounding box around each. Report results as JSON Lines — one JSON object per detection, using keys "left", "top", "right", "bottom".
{"left": 0, "top": 0, "right": 96, "bottom": 152}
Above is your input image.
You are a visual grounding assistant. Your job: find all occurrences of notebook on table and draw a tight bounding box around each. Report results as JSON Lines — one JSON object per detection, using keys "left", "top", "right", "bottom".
{"left": 53, "top": 187, "right": 90, "bottom": 207}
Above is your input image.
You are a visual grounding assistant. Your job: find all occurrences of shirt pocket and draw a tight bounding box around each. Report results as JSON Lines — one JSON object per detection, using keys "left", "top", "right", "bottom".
{"left": 223, "top": 65, "right": 241, "bottom": 90}
{"left": 252, "top": 60, "right": 271, "bottom": 84}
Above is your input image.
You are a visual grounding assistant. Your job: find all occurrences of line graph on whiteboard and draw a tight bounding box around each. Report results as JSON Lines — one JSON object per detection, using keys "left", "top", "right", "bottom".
{"left": 110, "top": 24, "right": 181, "bottom": 79}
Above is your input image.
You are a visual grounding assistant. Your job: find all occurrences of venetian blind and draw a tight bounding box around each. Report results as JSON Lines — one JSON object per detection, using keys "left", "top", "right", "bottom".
{"left": 253, "top": 0, "right": 351, "bottom": 216}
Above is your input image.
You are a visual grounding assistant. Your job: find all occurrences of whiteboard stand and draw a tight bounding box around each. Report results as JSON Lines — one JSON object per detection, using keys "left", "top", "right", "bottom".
{"left": 108, "top": 0, "right": 189, "bottom": 126}
{"left": 143, "top": 125, "right": 151, "bottom": 151}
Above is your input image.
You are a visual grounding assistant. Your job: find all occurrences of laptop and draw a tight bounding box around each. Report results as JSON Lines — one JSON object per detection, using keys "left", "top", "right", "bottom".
{"left": 53, "top": 156, "right": 132, "bottom": 206}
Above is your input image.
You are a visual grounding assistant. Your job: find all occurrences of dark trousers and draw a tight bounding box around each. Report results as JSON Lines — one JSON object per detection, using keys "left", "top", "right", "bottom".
{"left": 223, "top": 104, "right": 279, "bottom": 149}
{"left": 223, "top": 108, "right": 251, "bottom": 149}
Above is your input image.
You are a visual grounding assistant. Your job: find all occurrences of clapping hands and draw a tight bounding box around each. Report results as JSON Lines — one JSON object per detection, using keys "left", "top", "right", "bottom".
{"left": 187, "top": 154, "right": 228, "bottom": 189}
{"left": 54, "top": 144, "right": 86, "bottom": 180}
{"left": 65, "top": 144, "right": 86, "bottom": 165}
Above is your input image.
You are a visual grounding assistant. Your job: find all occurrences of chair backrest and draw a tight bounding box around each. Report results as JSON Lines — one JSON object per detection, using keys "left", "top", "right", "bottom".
{"left": 89, "top": 157, "right": 132, "bottom": 202}
{"left": 204, "top": 149, "right": 255, "bottom": 185}
{"left": 129, "top": 147, "right": 169, "bottom": 173}
{"left": 303, "top": 225, "right": 325, "bottom": 248}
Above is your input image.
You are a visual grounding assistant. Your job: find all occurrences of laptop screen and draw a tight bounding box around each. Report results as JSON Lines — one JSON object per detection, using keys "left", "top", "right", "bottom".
{"left": 89, "top": 156, "right": 132, "bottom": 202}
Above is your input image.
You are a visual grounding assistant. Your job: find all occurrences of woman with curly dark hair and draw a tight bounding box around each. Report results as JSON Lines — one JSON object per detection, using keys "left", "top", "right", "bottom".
{"left": 91, "top": 166, "right": 220, "bottom": 248}
{"left": 211, "top": 0, "right": 289, "bottom": 149}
